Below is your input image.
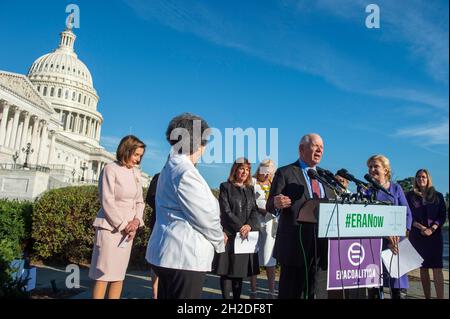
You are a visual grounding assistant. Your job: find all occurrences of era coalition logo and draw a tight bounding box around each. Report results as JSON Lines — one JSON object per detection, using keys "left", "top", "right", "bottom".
{"left": 347, "top": 242, "right": 365, "bottom": 266}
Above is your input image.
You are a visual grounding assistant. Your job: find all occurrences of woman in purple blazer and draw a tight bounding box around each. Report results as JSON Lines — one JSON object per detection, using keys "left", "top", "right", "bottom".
{"left": 366, "top": 155, "right": 412, "bottom": 299}
{"left": 406, "top": 169, "right": 447, "bottom": 299}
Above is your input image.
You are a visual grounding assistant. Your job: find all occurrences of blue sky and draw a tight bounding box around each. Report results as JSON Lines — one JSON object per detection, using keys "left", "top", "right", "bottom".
{"left": 1, "top": 0, "right": 448, "bottom": 192}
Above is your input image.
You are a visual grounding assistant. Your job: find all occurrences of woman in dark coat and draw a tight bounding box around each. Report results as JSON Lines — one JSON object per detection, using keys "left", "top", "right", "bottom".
{"left": 214, "top": 158, "right": 260, "bottom": 299}
{"left": 406, "top": 169, "right": 447, "bottom": 299}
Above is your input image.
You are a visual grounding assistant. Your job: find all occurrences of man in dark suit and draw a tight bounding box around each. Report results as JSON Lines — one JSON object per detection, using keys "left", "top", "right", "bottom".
{"left": 266, "top": 133, "right": 335, "bottom": 299}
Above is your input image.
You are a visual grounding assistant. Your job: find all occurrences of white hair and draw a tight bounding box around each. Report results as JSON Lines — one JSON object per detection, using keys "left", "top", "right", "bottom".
{"left": 299, "top": 133, "right": 322, "bottom": 147}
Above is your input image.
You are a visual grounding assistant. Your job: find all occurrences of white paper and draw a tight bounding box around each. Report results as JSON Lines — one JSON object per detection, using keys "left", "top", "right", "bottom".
{"left": 234, "top": 231, "right": 259, "bottom": 254}
{"left": 381, "top": 238, "right": 423, "bottom": 279}
{"left": 118, "top": 235, "right": 130, "bottom": 248}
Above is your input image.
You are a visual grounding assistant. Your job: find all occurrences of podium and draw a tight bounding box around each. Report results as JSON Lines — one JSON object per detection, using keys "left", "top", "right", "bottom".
{"left": 297, "top": 200, "right": 407, "bottom": 291}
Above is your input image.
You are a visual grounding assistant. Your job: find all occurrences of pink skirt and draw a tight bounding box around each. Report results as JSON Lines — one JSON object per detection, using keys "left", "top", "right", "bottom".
{"left": 89, "top": 227, "right": 133, "bottom": 281}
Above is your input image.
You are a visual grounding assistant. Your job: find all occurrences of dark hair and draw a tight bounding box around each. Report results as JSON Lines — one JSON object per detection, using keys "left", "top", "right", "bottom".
{"left": 166, "top": 113, "right": 210, "bottom": 155}
{"left": 228, "top": 157, "right": 253, "bottom": 187}
{"left": 116, "top": 135, "right": 146, "bottom": 166}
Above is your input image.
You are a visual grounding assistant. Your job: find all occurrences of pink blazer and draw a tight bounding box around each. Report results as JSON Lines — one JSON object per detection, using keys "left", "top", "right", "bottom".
{"left": 93, "top": 161, "right": 145, "bottom": 232}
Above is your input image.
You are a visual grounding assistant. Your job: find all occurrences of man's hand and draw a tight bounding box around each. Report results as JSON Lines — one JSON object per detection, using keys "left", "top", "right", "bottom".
{"left": 274, "top": 194, "right": 292, "bottom": 210}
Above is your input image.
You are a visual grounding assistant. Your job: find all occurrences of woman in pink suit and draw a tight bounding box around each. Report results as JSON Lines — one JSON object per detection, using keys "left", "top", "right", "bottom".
{"left": 89, "top": 135, "right": 146, "bottom": 299}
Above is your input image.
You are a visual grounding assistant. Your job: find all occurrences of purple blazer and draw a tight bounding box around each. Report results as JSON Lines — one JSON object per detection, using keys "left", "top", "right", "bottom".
{"left": 406, "top": 191, "right": 447, "bottom": 228}
{"left": 375, "top": 182, "right": 413, "bottom": 289}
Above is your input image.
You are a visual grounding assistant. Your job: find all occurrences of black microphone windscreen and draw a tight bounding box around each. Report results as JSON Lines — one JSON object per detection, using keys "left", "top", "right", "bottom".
{"left": 336, "top": 169, "right": 350, "bottom": 180}
{"left": 307, "top": 169, "right": 317, "bottom": 179}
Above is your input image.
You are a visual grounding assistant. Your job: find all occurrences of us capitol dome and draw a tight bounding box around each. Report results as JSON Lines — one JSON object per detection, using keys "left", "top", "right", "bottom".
{"left": 0, "top": 19, "right": 150, "bottom": 200}
{"left": 27, "top": 22, "right": 102, "bottom": 147}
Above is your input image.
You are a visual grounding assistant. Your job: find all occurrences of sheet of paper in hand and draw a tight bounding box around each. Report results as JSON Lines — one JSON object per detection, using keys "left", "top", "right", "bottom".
{"left": 118, "top": 235, "right": 130, "bottom": 248}
{"left": 381, "top": 238, "right": 423, "bottom": 279}
{"left": 234, "top": 231, "right": 259, "bottom": 254}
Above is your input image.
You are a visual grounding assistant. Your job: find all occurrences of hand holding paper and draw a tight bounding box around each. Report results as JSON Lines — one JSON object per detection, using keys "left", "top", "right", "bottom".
{"left": 234, "top": 231, "right": 259, "bottom": 254}
{"left": 381, "top": 238, "right": 423, "bottom": 279}
{"left": 118, "top": 235, "right": 130, "bottom": 248}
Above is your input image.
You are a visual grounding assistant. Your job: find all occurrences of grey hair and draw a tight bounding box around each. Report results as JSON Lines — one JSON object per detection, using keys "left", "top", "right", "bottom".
{"left": 299, "top": 135, "right": 312, "bottom": 147}
{"left": 166, "top": 113, "right": 210, "bottom": 155}
{"left": 299, "top": 133, "right": 321, "bottom": 148}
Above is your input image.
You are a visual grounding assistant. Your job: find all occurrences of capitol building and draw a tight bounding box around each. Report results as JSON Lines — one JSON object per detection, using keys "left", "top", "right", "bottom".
{"left": 0, "top": 21, "right": 150, "bottom": 200}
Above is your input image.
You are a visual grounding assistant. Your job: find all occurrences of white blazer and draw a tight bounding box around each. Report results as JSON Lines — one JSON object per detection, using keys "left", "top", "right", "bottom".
{"left": 145, "top": 152, "right": 225, "bottom": 272}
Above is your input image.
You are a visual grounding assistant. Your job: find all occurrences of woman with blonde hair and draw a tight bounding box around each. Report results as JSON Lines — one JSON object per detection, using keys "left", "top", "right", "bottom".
{"left": 249, "top": 159, "right": 277, "bottom": 299}
{"left": 89, "top": 135, "right": 146, "bottom": 299}
{"left": 406, "top": 169, "right": 447, "bottom": 299}
{"left": 366, "top": 154, "right": 412, "bottom": 299}
{"left": 213, "top": 158, "right": 260, "bottom": 299}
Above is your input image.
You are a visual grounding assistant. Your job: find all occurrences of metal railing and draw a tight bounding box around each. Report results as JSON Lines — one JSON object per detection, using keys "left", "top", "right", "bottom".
{"left": 0, "top": 163, "right": 50, "bottom": 173}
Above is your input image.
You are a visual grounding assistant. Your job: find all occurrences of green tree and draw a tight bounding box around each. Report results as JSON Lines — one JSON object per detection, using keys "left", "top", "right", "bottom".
{"left": 397, "top": 177, "right": 414, "bottom": 194}
{"left": 211, "top": 188, "right": 220, "bottom": 199}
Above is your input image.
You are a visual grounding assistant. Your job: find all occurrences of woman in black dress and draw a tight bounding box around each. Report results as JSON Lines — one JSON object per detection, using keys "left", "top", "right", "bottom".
{"left": 214, "top": 158, "right": 260, "bottom": 299}
{"left": 406, "top": 169, "right": 447, "bottom": 299}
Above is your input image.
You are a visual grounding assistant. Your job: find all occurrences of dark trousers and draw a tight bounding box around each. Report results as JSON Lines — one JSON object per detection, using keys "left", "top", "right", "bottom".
{"left": 278, "top": 264, "right": 316, "bottom": 299}
{"left": 151, "top": 265, "right": 206, "bottom": 299}
{"left": 220, "top": 276, "right": 243, "bottom": 299}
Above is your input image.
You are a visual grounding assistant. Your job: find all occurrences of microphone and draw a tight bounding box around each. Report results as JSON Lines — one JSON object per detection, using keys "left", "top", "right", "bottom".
{"left": 364, "top": 174, "right": 393, "bottom": 197}
{"left": 317, "top": 167, "right": 347, "bottom": 191}
{"left": 336, "top": 169, "right": 369, "bottom": 190}
{"left": 307, "top": 169, "right": 340, "bottom": 194}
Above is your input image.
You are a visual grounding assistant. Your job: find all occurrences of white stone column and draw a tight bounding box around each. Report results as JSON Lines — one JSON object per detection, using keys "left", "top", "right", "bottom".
{"left": 79, "top": 115, "right": 84, "bottom": 134}
{"left": 88, "top": 161, "right": 94, "bottom": 181}
{"left": 84, "top": 117, "right": 88, "bottom": 136}
{"left": 86, "top": 117, "right": 91, "bottom": 137}
{"left": 37, "top": 121, "right": 48, "bottom": 165}
{"left": 47, "top": 130, "right": 56, "bottom": 164}
{"left": 19, "top": 112, "right": 30, "bottom": 152}
{"left": 0, "top": 101, "right": 10, "bottom": 146}
{"left": 14, "top": 119, "right": 24, "bottom": 151}
{"left": 91, "top": 120, "right": 95, "bottom": 138}
{"left": 96, "top": 122, "right": 102, "bottom": 140}
{"left": 8, "top": 106, "right": 20, "bottom": 148}
{"left": 29, "top": 116, "right": 40, "bottom": 164}
{"left": 94, "top": 121, "right": 99, "bottom": 140}
{"left": 73, "top": 114, "right": 77, "bottom": 132}
{"left": 74, "top": 114, "right": 80, "bottom": 133}
{"left": 26, "top": 123, "right": 32, "bottom": 148}
{"left": 4, "top": 110, "right": 14, "bottom": 149}
{"left": 78, "top": 115, "right": 83, "bottom": 133}
{"left": 64, "top": 111, "right": 70, "bottom": 131}
{"left": 68, "top": 112, "right": 73, "bottom": 131}
{"left": 59, "top": 110, "right": 64, "bottom": 127}
{"left": 91, "top": 121, "right": 95, "bottom": 139}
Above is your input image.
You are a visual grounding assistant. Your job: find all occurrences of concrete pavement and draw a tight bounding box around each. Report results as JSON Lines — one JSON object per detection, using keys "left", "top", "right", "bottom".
{"left": 32, "top": 264, "right": 448, "bottom": 299}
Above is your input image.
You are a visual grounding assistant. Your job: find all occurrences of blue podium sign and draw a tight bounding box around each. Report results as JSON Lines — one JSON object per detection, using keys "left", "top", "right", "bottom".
{"left": 318, "top": 203, "right": 407, "bottom": 238}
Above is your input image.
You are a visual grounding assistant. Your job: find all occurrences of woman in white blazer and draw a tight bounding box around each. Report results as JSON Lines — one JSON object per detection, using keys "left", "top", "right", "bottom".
{"left": 145, "top": 113, "right": 226, "bottom": 299}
